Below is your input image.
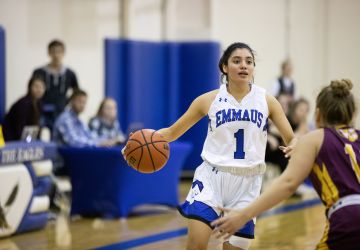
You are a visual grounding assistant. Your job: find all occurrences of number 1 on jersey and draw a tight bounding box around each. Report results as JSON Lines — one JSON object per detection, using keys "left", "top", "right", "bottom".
{"left": 345, "top": 143, "right": 360, "bottom": 183}
{"left": 234, "top": 129, "right": 245, "bottom": 159}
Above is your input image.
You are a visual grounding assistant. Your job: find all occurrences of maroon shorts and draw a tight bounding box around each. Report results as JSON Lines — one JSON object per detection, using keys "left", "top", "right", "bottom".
{"left": 319, "top": 205, "right": 360, "bottom": 249}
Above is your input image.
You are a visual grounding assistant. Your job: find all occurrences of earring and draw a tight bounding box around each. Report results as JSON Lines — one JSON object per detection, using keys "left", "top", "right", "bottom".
{"left": 221, "top": 74, "right": 228, "bottom": 84}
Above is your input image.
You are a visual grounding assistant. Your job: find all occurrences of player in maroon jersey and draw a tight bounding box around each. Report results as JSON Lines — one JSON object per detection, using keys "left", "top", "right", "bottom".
{"left": 212, "top": 79, "right": 360, "bottom": 250}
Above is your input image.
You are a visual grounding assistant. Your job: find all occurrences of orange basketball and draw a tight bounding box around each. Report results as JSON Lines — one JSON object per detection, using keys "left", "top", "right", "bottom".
{"left": 124, "top": 129, "right": 170, "bottom": 173}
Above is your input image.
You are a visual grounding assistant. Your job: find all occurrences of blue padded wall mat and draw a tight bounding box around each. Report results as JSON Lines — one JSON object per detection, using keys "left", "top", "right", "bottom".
{"left": 105, "top": 39, "right": 128, "bottom": 133}
{"left": 175, "top": 42, "right": 220, "bottom": 170}
{"left": 105, "top": 39, "right": 220, "bottom": 170}
{"left": 126, "top": 41, "right": 168, "bottom": 130}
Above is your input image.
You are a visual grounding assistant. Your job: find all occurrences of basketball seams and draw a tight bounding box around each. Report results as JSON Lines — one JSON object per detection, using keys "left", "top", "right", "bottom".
{"left": 126, "top": 129, "right": 169, "bottom": 173}
{"left": 125, "top": 138, "right": 143, "bottom": 157}
{"left": 136, "top": 145, "right": 144, "bottom": 171}
{"left": 125, "top": 139, "right": 143, "bottom": 170}
{"left": 126, "top": 141, "right": 168, "bottom": 157}
{"left": 141, "top": 129, "right": 156, "bottom": 172}
{"left": 150, "top": 130, "right": 169, "bottom": 160}
{"left": 150, "top": 140, "right": 168, "bottom": 143}
{"left": 128, "top": 138, "right": 144, "bottom": 144}
{"left": 150, "top": 130, "right": 168, "bottom": 159}
{"left": 150, "top": 130, "right": 156, "bottom": 143}
{"left": 150, "top": 128, "right": 165, "bottom": 143}
{"left": 151, "top": 142, "right": 169, "bottom": 160}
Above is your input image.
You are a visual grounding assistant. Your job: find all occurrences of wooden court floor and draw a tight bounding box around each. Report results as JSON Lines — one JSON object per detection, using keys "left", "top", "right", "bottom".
{"left": 0, "top": 180, "right": 325, "bottom": 250}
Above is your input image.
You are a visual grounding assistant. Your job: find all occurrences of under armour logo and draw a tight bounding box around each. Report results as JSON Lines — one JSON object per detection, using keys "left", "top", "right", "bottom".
{"left": 212, "top": 167, "right": 219, "bottom": 174}
{"left": 219, "top": 98, "right": 227, "bottom": 102}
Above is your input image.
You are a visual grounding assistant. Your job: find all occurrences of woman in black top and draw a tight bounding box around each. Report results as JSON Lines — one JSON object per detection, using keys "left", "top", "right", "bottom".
{"left": 2, "top": 76, "right": 45, "bottom": 141}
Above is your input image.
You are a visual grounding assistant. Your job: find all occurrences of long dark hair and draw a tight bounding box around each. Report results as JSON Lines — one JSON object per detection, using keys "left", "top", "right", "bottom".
{"left": 96, "top": 98, "right": 113, "bottom": 117}
{"left": 26, "top": 76, "right": 45, "bottom": 124}
{"left": 26, "top": 76, "right": 45, "bottom": 98}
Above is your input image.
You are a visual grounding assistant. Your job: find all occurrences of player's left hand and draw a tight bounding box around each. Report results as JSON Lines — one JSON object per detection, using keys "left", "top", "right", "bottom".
{"left": 211, "top": 207, "right": 249, "bottom": 240}
{"left": 279, "top": 145, "right": 294, "bottom": 158}
{"left": 121, "top": 132, "right": 134, "bottom": 162}
{"left": 121, "top": 146, "right": 127, "bottom": 160}
{"left": 279, "top": 137, "right": 298, "bottom": 158}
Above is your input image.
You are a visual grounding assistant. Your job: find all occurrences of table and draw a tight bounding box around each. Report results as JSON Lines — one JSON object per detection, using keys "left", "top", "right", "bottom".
{"left": 59, "top": 142, "right": 192, "bottom": 218}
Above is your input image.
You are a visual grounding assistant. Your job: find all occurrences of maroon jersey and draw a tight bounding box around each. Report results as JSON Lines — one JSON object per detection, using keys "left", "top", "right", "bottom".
{"left": 309, "top": 127, "right": 360, "bottom": 209}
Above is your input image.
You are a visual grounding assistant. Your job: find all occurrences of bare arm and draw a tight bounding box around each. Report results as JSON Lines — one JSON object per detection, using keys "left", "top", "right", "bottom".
{"left": 157, "top": 90, "right": 217, "bottom": 142}
{"left": 211, "top": 129, "right": 324, "bottom": 238}
{"left": 121, "top": 90, "right": 217, "bottom": 158}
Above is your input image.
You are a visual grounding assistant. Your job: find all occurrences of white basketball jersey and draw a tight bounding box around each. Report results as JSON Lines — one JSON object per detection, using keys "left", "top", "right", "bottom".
{"left": 201, "top": 83, "right": 269, "bottom": 168}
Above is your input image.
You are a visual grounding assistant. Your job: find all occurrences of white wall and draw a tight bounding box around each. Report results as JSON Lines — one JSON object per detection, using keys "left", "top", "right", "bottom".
{"left": 211, "top": 0, "right": 360, "bottom": 126}
{"left": 168, "top": 0, "right": 212, "bottom": 41}
{"left": 212, "top": 0, "right": 287, "bottom": 90}
{"left": 125, "top": 0, "right": 163, "bottom": 40}
{"left": 327, "top": 0, "right": 360, "bottom": 125}
{"left": 1, "top": 0, "right": 359, "bottom": 125}
{"left": 289, "top": 0, "right": 327, "bottom": 99}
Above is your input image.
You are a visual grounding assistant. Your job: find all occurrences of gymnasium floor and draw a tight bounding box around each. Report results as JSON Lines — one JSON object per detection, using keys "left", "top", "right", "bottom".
{"left": 0, "top": 177, "right": 325, "bottom": 250}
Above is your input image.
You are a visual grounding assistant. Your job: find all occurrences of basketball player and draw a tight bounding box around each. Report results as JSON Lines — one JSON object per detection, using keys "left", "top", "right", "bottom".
{"left": 149, "top": 42, "right": 296, "bottom": 250}
{"left": 212, "top": 79, "right": 360, "bottom": 249}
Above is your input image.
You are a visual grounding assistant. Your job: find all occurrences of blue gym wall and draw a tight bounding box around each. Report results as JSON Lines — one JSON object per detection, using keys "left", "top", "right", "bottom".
{"left": 0, "top": 26, "right": 6, "bottom": 124}
{"left": 105, "top": 39, "right": 220, "bottom": 171}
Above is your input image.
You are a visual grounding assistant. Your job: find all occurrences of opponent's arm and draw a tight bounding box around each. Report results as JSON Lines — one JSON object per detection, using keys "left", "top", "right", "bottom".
{"left": 211, "top": 130, "right": 323, "bottom": 238}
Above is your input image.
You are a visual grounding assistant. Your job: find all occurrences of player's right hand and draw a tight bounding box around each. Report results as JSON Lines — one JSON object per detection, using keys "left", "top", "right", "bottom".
{"left": 121, "top": 146, "right": 126, "bottom": 160}
{"left": 121, "top": 132, "right": 134, "bottom": 162}
{"left": 279, "top": 144, "right": 295, "bottom": 158}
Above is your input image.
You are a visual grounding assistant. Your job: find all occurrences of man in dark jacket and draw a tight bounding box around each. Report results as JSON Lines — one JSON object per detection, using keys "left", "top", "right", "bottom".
{"left": 32, "top": 39, "right": 79, "bottom": 131}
